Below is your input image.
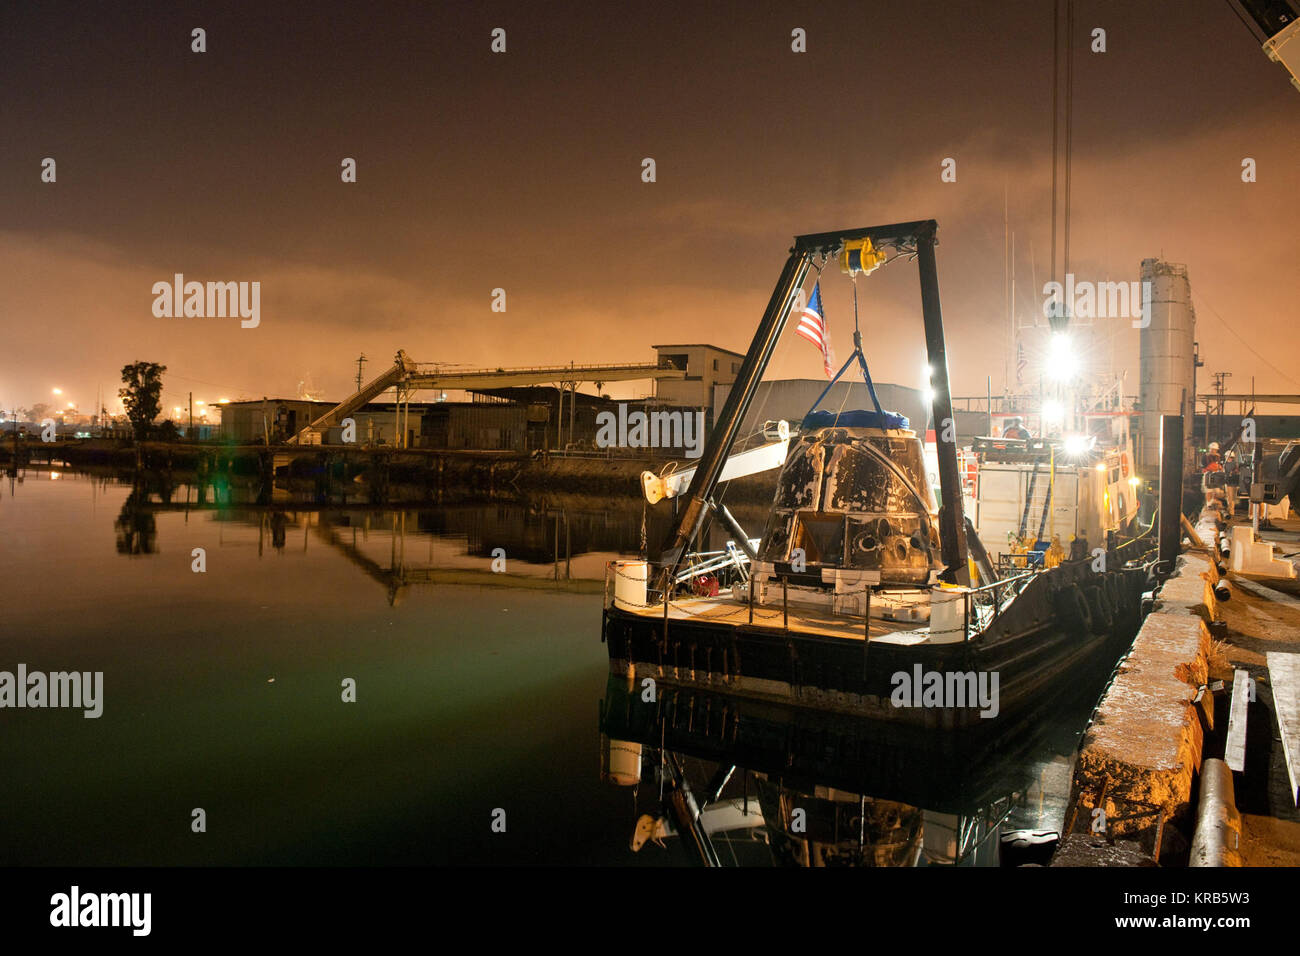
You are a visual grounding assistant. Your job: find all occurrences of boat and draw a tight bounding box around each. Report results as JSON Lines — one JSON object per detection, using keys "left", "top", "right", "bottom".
{"left": 601, "top": 220, "right": 1151, "bottom": 730}
{"left": 961, "top": 431, "right": 1142, "bottom": 572}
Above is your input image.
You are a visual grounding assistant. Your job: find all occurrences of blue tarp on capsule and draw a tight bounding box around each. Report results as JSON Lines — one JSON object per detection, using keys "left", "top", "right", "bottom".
{"left": 800, "top": 409, "right": 910, "bottom": 431}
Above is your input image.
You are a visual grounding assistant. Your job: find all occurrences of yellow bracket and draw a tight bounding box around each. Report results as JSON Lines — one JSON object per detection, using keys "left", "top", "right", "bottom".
{"left": 839, "top": 238, "right": 887, "bottom": 276}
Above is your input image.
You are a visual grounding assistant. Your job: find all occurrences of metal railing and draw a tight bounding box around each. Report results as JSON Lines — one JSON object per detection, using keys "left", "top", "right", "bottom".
{"left": 605, "top": 557, "right": 1038, "bottom": 645}
{"left": 960, "top": 571, "right": 1036, "bottom": 639}
{"left": 674, "top": 542, "right": 757, "bottom": 586}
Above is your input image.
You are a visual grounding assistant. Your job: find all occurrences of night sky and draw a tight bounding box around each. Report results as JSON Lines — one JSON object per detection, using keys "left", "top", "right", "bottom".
{"left": 2, "top": 0, "right": 1297, "bottom": 414}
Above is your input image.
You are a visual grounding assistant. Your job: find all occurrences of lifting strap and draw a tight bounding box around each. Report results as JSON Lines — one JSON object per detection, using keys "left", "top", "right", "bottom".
{"left": 807, "top": 276, "right": 885, "bottom": 419}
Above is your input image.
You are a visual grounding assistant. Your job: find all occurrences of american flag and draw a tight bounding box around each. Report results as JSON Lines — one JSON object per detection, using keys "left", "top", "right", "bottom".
{"left": 796, "top": 282, "right": 833, "bottom": 378}
{"left": 1016, "top": 340, "right": 1026, "bottom": 384}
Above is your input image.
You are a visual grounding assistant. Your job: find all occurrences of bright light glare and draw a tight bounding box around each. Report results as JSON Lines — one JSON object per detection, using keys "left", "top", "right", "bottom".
{"left": 923, "top": 387, "right": 936, "bottom": 404}
{"left": 1042, "top": 400, "right": 1064, "bottom": 423}
{"left": 1046, "top": 333, "right": 1078, "bottom": 381}
{"left": 52, "top": 387, "right": 62, "bottom": 395}
{"left": 1063, "top": 434, "right": 1089, "bottom": 457}
{"left": 1129, "top": 477, "right": 1141, "bottom": 487}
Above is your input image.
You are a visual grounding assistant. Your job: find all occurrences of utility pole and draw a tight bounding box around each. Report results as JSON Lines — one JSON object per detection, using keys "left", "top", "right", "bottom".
{"left": 188, "top": 391, "right": 193, "bottom": 436}
{"left": 1206, "top": 371, "right": 1231, "bottom": 448}
{"left": 355, "top": 354, "right": 368, "bottom": 393}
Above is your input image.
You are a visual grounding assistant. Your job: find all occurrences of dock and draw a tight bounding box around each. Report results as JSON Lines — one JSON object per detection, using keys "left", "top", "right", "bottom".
{"left": 1058, "top": 505, "right": 1300, "bottom": 866}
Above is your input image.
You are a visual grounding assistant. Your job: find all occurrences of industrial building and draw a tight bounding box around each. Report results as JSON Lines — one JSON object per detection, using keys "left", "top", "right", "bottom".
{"left": 221, "top": 342, "right": 946, "bottom": 457}
{"left": 221, "top": 392, "right": 690, "bottom": 455}
{"left": 222, "top": 399, "right": 407, "bottom": 445}
{"left": 222, "top": 396, "right": 546, "bottom": 451}
{"left": 652, "top": 344, "right": 746, "bottom": 407}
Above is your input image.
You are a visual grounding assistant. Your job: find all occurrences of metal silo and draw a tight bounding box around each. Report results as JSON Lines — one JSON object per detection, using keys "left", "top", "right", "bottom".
{"left": 1137, "top": 258, "right": 1197, "bottom": 478}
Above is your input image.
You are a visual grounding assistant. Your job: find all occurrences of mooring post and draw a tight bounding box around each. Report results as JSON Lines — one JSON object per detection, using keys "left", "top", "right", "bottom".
{"left": 1158, "top": 414, "right": 1185, "bottom": 577}
{"left": 862, "top": 586, "right": 871, "bottom": 682}
{"left": 782, "top": 575, "right": 789, "bottom": 632}
{"left": 662, "top": 579, "right": 670, "bottom": 651}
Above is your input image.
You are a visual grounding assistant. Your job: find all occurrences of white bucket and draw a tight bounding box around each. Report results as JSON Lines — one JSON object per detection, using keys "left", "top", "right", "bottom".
{"left": 613, "top": 560, "right": 649, "bottom": 610}
{"left": 928, "top": 586, "right": 969, "bottom": 643}
{"left": 605, "top": 739, "right": 643, "bottom": 787}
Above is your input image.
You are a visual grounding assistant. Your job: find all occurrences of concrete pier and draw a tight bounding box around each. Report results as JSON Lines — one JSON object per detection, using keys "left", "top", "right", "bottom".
{"left": 1057, "top": 555, "right": 1214, "bottom": 865}
{"left": 1057, "top": 504, "right": 1300, "bottom": 866}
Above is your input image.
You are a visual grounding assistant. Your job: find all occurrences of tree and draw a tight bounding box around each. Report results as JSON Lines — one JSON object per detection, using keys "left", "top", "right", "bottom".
{"left": 119, "top": 362, "right": 167, "bottom": 441}
{"left": 26, "top": 402, "right": 50, "bottom": 422}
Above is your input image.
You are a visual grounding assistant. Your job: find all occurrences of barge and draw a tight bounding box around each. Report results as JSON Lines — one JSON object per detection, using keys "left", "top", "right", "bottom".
{"left": 601, "top": 220, "right": 1151, "bottom": 730}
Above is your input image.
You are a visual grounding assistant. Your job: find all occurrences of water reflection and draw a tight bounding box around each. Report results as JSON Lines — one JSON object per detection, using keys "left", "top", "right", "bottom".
{"left": 599, "top": 674, "right": 1089, "bottom": 866}
{"left": 0, "top": 461, "right": 779, "bottom": 865}
{"left": 114, "top": 479, "right": 159, "bottom": 555}
{"left": 0, "top": 462, "right": 1101, "bottom": 866}
{"left": 5, "top": 464, "right": 680, "bottom": 604}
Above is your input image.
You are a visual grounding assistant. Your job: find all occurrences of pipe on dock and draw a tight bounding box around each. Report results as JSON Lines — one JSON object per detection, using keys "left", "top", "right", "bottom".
{"left": 1189, "top": 758, "right": 1243, "bottom": 867}
{"left": 1214, "top": 578, "right": 1232, "bottom": 602}
{"left": 1184, "top": 514, "right": 1230, "bottom": 580}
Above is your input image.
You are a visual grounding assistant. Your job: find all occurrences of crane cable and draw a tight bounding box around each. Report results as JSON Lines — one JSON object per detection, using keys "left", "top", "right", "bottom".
{"left": 1049, "top": 0, "right": 1075, "bottom": 324}
{"left": 1064, "top": 0, "right": 1074, "bottom": 288}
{"left": 1050, "top": 0, "right": 1059, "bottom": 304}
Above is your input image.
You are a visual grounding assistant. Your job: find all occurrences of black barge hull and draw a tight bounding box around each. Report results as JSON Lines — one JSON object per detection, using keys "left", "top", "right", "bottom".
{"left": 603, "top": 561, "right": 1146, "bottom": 730}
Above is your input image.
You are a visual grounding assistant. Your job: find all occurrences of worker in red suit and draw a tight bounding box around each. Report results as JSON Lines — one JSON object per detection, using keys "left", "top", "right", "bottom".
{"left": 1002, "top": 416, "right": 1031, "bottom": 440}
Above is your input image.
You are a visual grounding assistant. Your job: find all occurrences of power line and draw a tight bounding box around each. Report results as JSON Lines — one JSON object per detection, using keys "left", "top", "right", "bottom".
{"left": 1192, "top": 291, "right": 1300, "bottom": 389}
{"left": 155, "top": 371, "right": 261, "bottom": 397}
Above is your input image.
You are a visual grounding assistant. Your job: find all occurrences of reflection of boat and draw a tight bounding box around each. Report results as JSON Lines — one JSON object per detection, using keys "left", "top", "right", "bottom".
{"left": 599, "top": 665, "right": 1089, "bottom": 811}
{"left": 599, "top": 674, "right": 1089, "bottom": 866}
{"left": 603, "top": 220, "right": 1151, "bottom": 730}
{"left": 754, "top": 780, "right": 930, "bottom": 867}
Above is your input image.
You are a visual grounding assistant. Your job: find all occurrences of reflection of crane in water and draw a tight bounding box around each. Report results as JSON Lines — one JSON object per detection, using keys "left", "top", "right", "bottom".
{"left": 310, "top": 508, "right": 603, "bottom": 607}
{"left": 94, "top": 486, "right": 630, "bottom": 603}
{"left": 313, "top": 511, "right": 416, "bottom": 606}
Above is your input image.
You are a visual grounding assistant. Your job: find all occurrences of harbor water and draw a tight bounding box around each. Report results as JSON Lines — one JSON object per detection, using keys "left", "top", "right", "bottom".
{"left": 0, "top": 467, "right": 1107, "bottom": 865}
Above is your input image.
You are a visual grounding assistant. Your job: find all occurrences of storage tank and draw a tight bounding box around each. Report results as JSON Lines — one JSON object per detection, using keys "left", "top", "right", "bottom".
{"left": 1137, "top": 259, "right": 1197, "bottom": 478}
